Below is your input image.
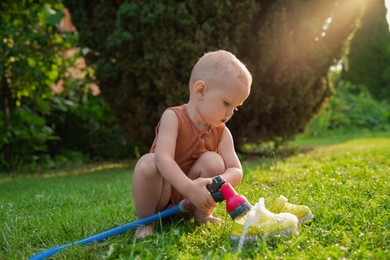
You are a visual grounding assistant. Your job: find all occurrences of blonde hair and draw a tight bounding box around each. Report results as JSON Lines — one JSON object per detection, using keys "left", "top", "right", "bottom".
{"left": 189, "top": 50, "right": 252, "bottom": 88}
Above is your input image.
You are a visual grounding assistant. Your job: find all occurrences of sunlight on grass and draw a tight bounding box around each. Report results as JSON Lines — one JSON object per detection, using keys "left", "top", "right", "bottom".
{"left": 41, "top": 161, "right": 132, "bottom": 179}
{"left": 293, "top": 130, "right": 390, "bottom": 148}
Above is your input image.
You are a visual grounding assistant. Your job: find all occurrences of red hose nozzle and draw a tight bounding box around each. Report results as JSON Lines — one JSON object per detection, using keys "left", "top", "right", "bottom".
{"left": 220, "top": 182, "right": 251, "bottom": 219}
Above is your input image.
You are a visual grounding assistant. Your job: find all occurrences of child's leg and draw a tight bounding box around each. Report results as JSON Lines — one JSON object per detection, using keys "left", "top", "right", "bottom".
{"left": 187, "top": 151, "right": 225, "bottom": 223}
{"left": 132, "top": 153, "right": 171, "bottom": 238}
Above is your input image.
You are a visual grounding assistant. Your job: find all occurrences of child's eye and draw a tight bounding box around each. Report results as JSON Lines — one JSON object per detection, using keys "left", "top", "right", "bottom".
{"left": 223, "top": 101, "right": 230, "bottom": 107}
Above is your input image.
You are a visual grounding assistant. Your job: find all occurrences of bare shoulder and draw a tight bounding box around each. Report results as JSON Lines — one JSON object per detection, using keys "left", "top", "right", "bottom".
{"left": 160, "top": 109, "right": 179, "bottom": 127}
{"left": 154, "top": 109, "right": 180, "bottom": 156}
{"left": 157, "top": 109, "right": 180, "bottom": 141}
{"left": 221, "top": 125, "right": 234, "bottom": 141}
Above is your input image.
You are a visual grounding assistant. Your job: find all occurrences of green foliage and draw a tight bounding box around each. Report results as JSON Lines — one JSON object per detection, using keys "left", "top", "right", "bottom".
{"left": 1, "top": 1, "right": 76, "bottom": 101}
{"left": 231, "top": 0, "right": 369, "bottom": 146}
{"left": 1, "top": 135, "right": 389, "bottom": 258}
{"left": 0, "top": 1, "right": 75, "bottom": 171}
{"left": 0, "top": 105, "right": 56, "bottom": 168}
{"left": 306, "top": 80, "right": 390, "bottom": 136}
{"left": 0, "top": 0, "right": 371, "bottom": 171}
{"left": 64, "top": 0, "right": 366, "bottom": 151}
{"left": 0, "top": 92, "right": 132, "bottom": 172}
{"left": 65, "top": 0, "right": 259, "bottom": 152}
{"left": 49, "top": 94, "right": 132, "bottom": 161}
{"left": 0, "top": 1, "right": 131, "bottom": 173}
{"left": 341, "top": 0, "right": 390, "bottom": 101}
{"left": 0, "top": 94, "right": 74, "bottom": 171}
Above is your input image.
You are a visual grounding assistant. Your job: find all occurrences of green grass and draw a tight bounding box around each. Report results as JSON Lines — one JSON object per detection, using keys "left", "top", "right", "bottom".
{"left": 1, "top": 134, "right": 389, "bottom": 259}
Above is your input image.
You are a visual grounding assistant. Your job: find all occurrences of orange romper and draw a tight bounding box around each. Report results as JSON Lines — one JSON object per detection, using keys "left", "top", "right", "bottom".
{"left": 150, "top": 105, "right": 225, "bottom": 206}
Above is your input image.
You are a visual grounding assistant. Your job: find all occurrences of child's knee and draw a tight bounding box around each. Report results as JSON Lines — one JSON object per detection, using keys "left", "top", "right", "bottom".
{"left": 199, "top": 152, "right": 225, "bottom": 177}
{"left": 134, "top": 153, "right": 158, "bottom": 178}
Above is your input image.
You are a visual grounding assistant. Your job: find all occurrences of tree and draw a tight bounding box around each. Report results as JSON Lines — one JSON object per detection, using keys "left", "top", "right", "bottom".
{"left": 341, "top": 0, "right": 390, "bottom": 101}
{"left": 64, "top": 0, "right": 366, "bottom": 151}
{"left": 0, "top": 1, "right": 79, "bottom": 171}
{"left": 231, "top": 0, "right": 366, "bottom": 146}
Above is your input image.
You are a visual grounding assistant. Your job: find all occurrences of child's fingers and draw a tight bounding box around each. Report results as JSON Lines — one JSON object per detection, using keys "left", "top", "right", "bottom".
{"left": 208, "top": 195, "right": 217, "bottom": 207}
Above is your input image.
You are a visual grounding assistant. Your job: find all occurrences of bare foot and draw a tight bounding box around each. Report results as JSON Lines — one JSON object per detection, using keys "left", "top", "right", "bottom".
{"left": 198, "top": 216, "right": 224, "bottom": 225}
{"left": 193, "top": 210, "right": 224, "bottom": 225}
{"left": 135, "top": 224, "right": 154, "bottom": 238}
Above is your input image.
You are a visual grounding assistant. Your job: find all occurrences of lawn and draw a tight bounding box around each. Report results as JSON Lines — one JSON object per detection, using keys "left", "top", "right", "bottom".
{"left": 1, "top": 132, "right": 389, "bottom": 259}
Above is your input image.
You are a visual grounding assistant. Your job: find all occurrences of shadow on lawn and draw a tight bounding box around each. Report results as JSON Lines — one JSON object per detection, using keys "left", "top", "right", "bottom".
{"left": 0, "top": 160, "right": 134, "bottom": 185}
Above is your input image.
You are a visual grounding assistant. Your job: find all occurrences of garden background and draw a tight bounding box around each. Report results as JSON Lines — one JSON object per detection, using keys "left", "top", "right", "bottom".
{"left": 1, "top": 0, "right": 389, "bottom": 259}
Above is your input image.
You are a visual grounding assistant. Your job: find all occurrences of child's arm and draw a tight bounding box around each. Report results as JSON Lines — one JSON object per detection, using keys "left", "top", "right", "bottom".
{"left": 154, "top": 109, "right": 215, "bottom": 211}
{"left": 217, "top": 127, "right": 243, "bottom": 187}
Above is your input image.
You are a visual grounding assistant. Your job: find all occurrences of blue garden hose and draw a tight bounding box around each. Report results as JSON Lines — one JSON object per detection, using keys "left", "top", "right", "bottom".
{"left": 29, "top": 200, "right": 193, "bottom": 260}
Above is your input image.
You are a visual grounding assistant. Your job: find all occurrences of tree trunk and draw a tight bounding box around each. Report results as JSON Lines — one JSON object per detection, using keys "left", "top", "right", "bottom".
{"left": 1, "top": 62, "right": 13, "bottom": 172}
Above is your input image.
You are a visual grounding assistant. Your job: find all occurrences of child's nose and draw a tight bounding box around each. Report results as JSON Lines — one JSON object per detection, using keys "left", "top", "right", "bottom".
{"left": 226, "top": 108, "right": 234, "bottom": 117}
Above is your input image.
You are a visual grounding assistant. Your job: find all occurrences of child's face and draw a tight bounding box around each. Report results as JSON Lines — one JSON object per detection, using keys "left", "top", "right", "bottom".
{"left": 198, "top": 77, "right": 250, "bottom": 128}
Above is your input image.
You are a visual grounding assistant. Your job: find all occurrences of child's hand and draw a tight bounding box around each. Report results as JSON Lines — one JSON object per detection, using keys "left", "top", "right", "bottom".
{"left": 186, "top": 178, "right": 217, "bottom": 211}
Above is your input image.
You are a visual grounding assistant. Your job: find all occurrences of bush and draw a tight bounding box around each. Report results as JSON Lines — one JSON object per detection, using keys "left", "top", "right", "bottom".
{"left": 341, "top": 0, "right": 390, "bottom": 101}
{"left": 65, "top": 0, "right": 365, "bottom": 151}
{"left": 0, "top": 2, "right": 132, "bottom": 173}
{"left": 306, "top": 80, "right": 390, "bottom": 136}
{"left": 49, "top": 94, "right": 132, "bottom": 161}
{"left": 0, "top": 103, "right": 59, "bottom": 172}
{"left": 0, "top": 92, "right": 131, "bottom": 173}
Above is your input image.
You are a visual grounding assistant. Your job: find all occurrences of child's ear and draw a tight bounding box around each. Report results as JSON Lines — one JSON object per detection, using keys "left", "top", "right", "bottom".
{"left": 194, "top": 81, "right": 207, "bottom": 99}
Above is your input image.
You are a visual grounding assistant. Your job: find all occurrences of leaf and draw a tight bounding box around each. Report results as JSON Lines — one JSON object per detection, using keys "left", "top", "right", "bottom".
{"left": 27, "top": 58, "right": 36, "bottom": 68}
{"left": 35, "top": 97, "right": 51, "bottom": 112}
{"left": 18, "top": 109, "right": 46, "bottom": 126}
{"left": 45, "top": 9, "right": 63, "bottom": 26}
{"left": 48, "top": 66, "right": 59, "bottom": 81}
